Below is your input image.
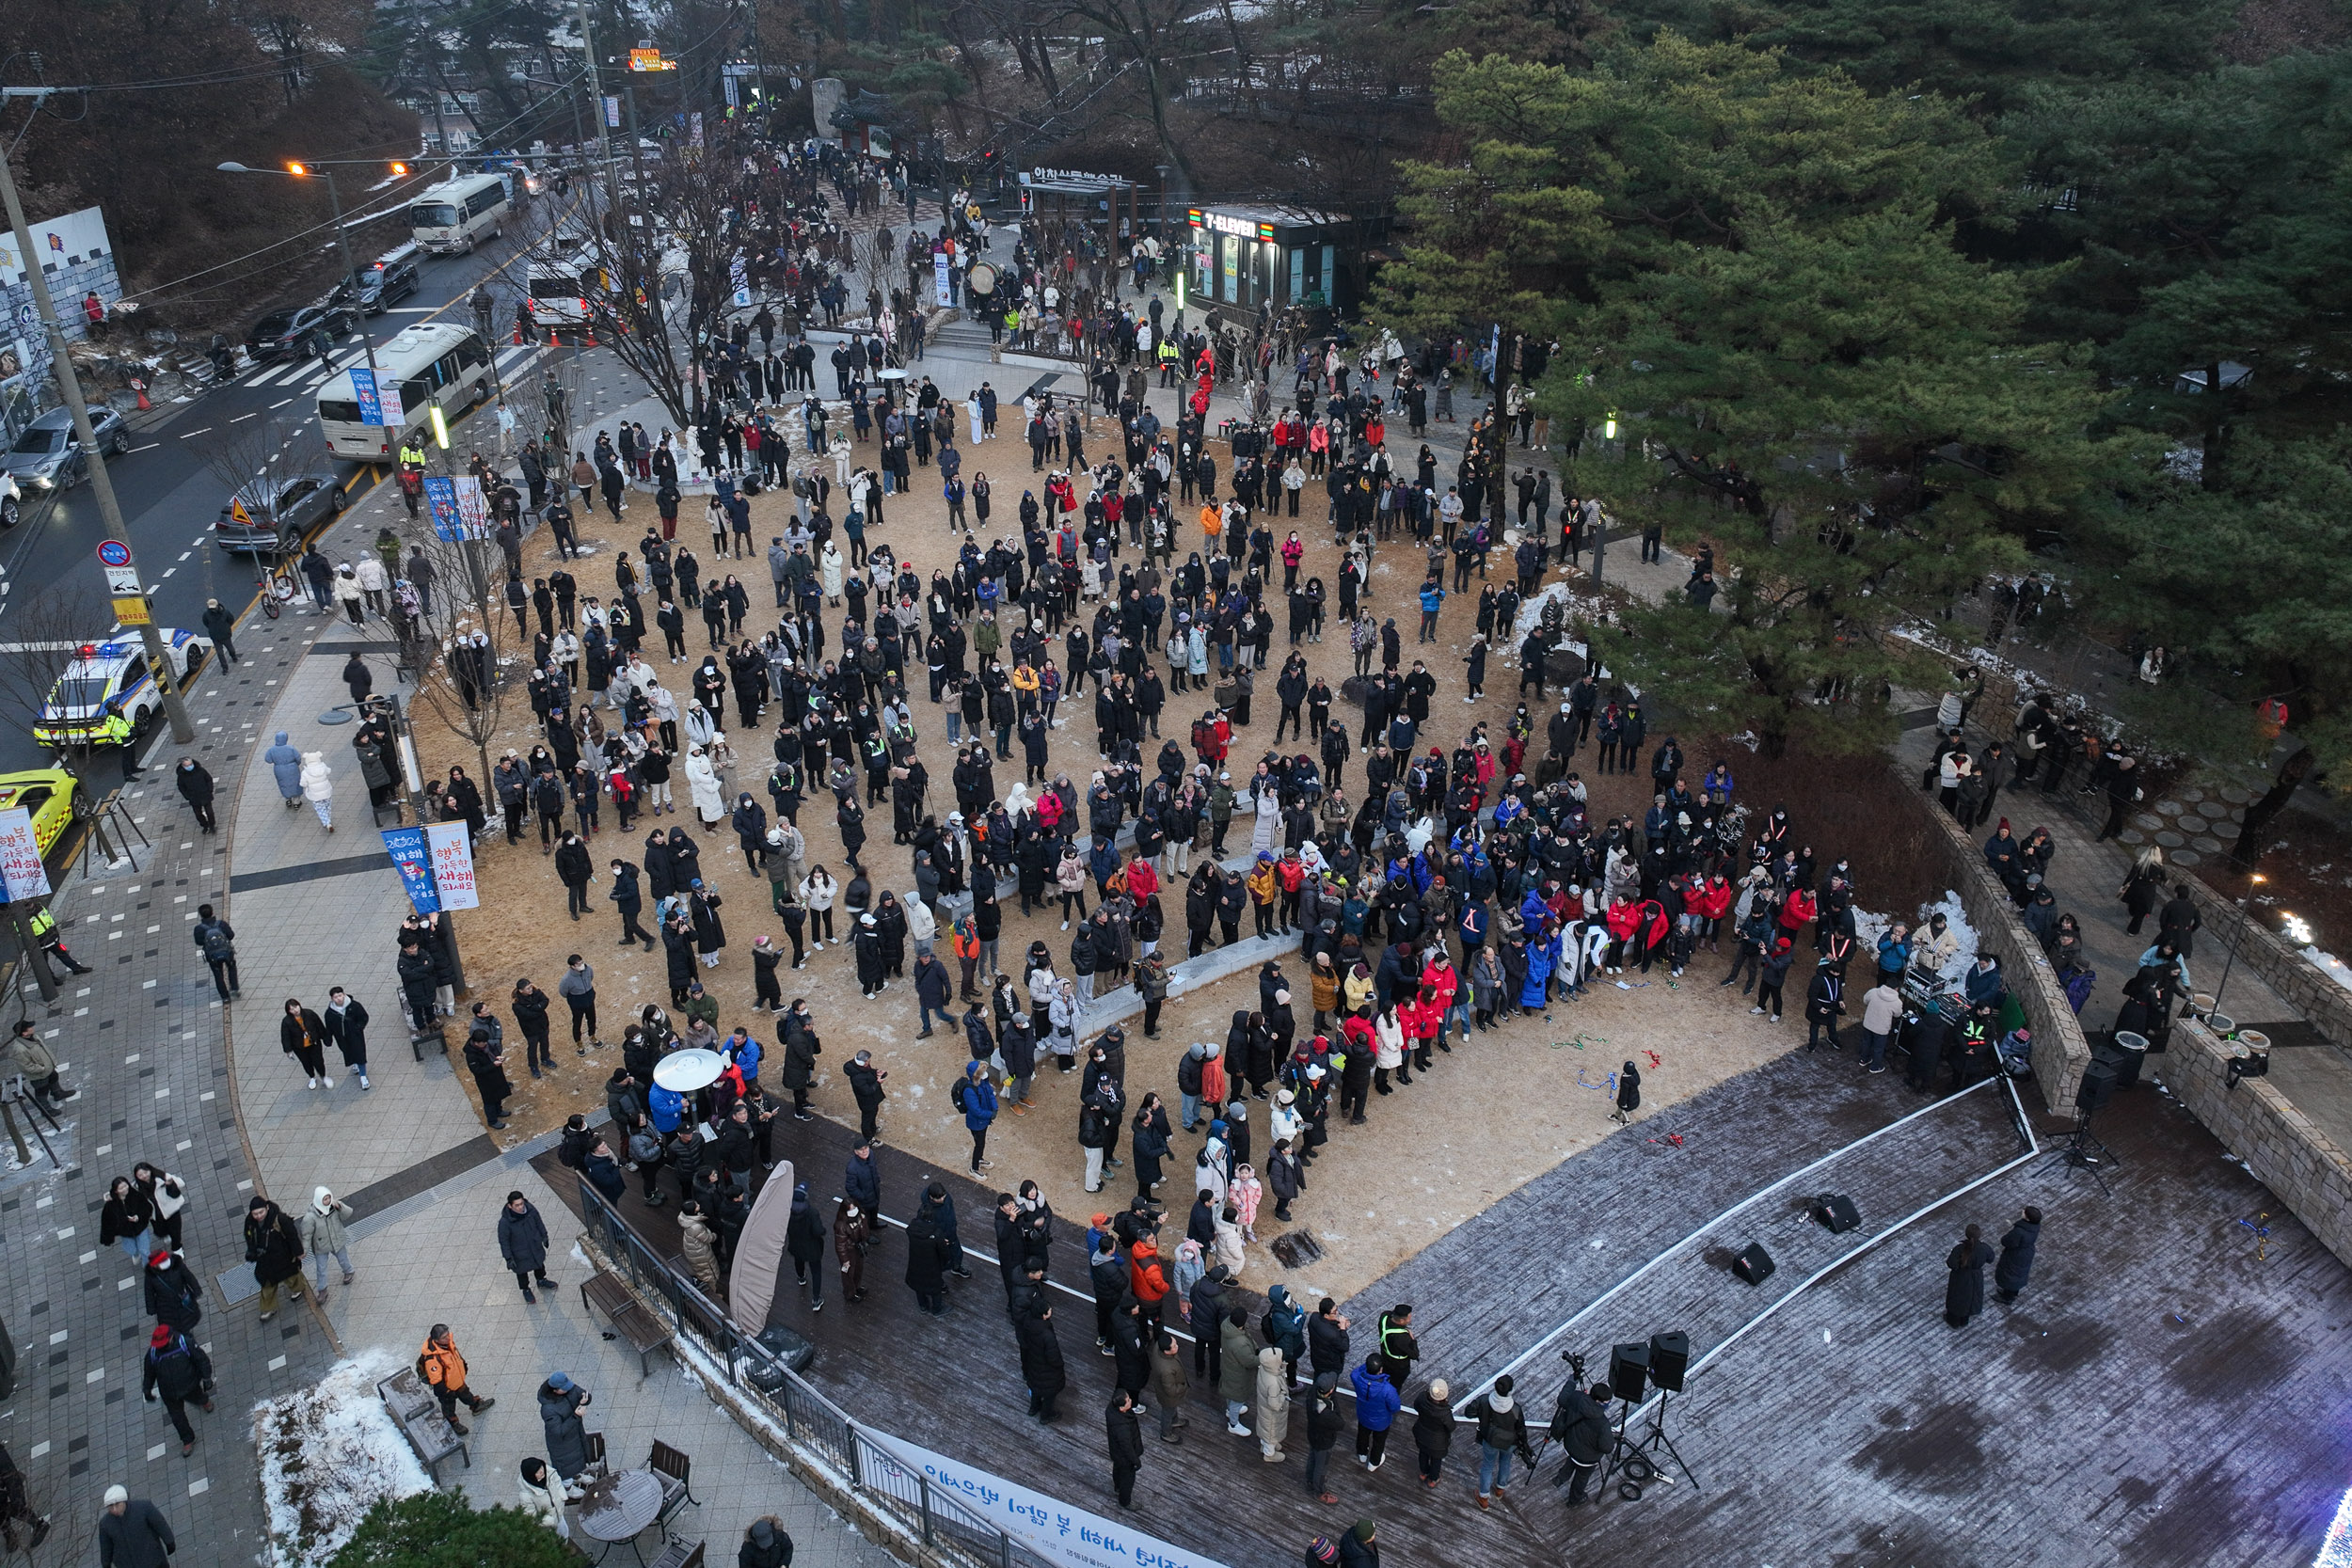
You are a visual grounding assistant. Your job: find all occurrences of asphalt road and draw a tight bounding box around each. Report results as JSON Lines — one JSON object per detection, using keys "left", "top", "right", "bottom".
{"left": 0, "top": 224, "right": 553, "bottom": 782}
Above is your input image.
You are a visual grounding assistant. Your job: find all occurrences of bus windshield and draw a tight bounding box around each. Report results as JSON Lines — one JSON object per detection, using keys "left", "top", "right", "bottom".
{"left": 409, "top": 202, "right": 459, "bottom": 230}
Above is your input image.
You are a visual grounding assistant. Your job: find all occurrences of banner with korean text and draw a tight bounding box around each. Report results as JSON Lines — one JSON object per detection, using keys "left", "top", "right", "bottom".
{"left": 865, "top": 1431, "right": 1226, "bottom": 1568}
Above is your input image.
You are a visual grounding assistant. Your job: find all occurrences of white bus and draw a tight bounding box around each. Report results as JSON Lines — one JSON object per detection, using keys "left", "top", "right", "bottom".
{"left": 314, "top": 323, "right": 494, "bottom": 461}
{"left": 408, "top": 173, "right": 510, "bottom": 255}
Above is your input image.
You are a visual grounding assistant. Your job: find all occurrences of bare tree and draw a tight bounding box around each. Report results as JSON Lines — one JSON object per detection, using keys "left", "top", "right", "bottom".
{"left": 395, "top": 523, "right": 518, "bottom": 791}
{"left": 0, "top": 583, "right": 131, "bottom": 799}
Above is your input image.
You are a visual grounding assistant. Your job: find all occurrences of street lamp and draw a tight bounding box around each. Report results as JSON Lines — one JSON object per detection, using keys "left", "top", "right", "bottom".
{"left": 217, "top": 160, "right": 395, "bottom": 462}
{"left": 2209, "top": 872, "right": 2266, "bottom": 1017}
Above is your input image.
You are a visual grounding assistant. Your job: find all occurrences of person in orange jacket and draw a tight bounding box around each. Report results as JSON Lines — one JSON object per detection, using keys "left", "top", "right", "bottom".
{"left": 1129, "top": 1233, "right": 1171, "bottom": 1327}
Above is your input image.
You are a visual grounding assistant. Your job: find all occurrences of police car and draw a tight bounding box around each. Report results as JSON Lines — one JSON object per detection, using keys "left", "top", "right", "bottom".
{"left": 33, "top": 631, "right": 211, "bottom": 747}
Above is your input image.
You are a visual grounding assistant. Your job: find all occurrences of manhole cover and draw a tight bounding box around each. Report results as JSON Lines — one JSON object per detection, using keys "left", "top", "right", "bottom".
{"left": 2154, "top": 831, "right": 2185, "bottom": 847}
{"left": 2133, "top": 813, "right": 2166, "bottom": 832}
{"left": 2171, "top": 849, "right": 2201, "bottom": 866}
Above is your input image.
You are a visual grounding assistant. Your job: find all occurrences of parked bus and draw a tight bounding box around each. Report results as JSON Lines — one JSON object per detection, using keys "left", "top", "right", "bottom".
{"left": 408, "top": 173, "right": 510, "bottom": 256}
{"left": 314, "top": 323, "right": 494, "bottom": 461}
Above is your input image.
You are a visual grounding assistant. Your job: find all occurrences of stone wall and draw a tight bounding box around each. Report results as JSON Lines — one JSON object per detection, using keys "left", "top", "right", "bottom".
{"left": 2180, "top": 877, "right": 2352, "bottom": 1048}
{"left": 2158, "top": 1017, "right": 2352, "bottom": 1271}
{"left": 1920, "top": 800, "right": 2094, "bottom": 1117}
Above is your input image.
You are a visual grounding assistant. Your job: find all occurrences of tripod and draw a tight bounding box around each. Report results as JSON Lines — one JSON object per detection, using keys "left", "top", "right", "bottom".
{"left": 1628, "top": 1387, "right": 1699, "bottom": 1493}
{"left": 2046, "top": 1104, "right": 2120, "bottom": 1196}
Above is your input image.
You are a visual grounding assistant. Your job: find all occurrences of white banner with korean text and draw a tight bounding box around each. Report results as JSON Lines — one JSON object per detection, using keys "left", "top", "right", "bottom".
{"left": 865, "top": 1430, "right": 1229, "bottom": 1568}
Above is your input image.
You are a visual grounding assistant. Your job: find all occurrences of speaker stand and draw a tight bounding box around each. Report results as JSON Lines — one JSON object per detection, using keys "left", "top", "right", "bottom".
{"left": 2044, "top": 1108, "right": 2119, "bottom": 1197}
{"left": 1595, "top": 1401, "right": 1636, "bottom": 1497}
{"left": 1630, "top": 1388, "right": 1700, "bottom": 1493}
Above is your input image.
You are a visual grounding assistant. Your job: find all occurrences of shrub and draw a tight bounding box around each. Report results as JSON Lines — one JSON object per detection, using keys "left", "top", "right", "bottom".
{"left": 326, "top": 1493, "right": 577, "bottom": 1568}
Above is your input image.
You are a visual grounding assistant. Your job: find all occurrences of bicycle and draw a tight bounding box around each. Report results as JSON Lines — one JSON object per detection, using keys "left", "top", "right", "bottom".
{"left": 258, "top": 563, "right": 299, "bottom": 620}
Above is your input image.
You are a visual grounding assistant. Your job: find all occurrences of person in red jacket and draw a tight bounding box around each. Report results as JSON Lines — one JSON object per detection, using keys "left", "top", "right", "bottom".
{"left": 1696, "top": 873, "right": 1734, "bottom": 952}
{"left": 1778, "top": 883, "right": 1818, "bottom": 940}
{"left": 1604, "top": 897, "right": 1642, "bottom": 974}
{"left": 1129, "top": 1233, "right": 1171, "bottom": 1326}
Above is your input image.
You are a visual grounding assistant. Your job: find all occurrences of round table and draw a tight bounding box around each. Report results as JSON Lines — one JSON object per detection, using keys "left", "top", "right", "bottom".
{"left": 653, "top": 1048, "right": 726, "bottom": 1093}
{"left": 577, "top": 1468, "right": 664, "bottom": 1562}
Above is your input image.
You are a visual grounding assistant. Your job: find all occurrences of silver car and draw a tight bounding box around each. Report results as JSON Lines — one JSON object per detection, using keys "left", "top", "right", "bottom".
{"left": 5, "top": 405, "right": 131, "bottom": 491}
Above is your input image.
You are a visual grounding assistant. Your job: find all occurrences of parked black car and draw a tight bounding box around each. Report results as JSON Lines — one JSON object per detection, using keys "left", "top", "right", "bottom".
{"left": 213, "top": 470, "right": 347, "bottom": 555}
{"left": 245, "top": 303, "right": 358, "bottom": 364}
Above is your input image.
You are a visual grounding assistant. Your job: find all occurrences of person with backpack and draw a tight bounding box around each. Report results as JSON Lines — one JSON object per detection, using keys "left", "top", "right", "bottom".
{"left": 954, "top": 1059, "right": 999, "bottom": 1174}
{"left": 419, "top": 1324, "right": 494, "bottom": 1432}
{"left": 139, "top": 1325, "right": 215, "bottom": 1456}
{"left": 193, "top": 907, "right": 239, "bottom": 1001}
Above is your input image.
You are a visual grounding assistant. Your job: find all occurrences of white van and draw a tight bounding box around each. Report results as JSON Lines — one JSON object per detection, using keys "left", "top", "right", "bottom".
{"left": 524, "top": 252, "right": 606, "bottom": 327}
{"left": 409, "top": 173, "right": 510, "bottom": 256}
{"left": 314, "top": 323, "right": 494, "bottom": 461}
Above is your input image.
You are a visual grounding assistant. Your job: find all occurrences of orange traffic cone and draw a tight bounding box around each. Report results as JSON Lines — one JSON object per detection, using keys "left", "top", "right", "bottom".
{"left": 583, "top": 324, "right": 598, "bottom": 348}
{"left": 130, "top": 377, "right": 150, "bottom": 411}
{"left": 512, "top": 324, "right": 524, "bottom": 346}
{"left": 548, "top": 325, "right": 561, "bottom": 348}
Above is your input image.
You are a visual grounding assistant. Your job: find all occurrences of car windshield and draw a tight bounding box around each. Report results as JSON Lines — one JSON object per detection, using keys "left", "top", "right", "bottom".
{"left": 410, "top": 202, "right": 459, "bottom": 229}
{"left": 9, "top": 427, "right": 63, "bottom": 455}
{"left": 529, "top": 272, "right": 582, "bottom": 297}
{"left": 53, "top": 677, "right": 111, "bottom": 708}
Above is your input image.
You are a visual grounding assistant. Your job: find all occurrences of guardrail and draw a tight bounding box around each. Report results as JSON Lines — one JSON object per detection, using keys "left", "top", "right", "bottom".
{"left": 575, "top": 1180, "right": 1059, "bottom": 1568}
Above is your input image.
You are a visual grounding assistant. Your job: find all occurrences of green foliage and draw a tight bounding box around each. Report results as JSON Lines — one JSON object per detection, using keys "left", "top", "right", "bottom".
{"left": 2002, "top": 49, "right": 2352, "bottom": 483}
{"left": 1379, "top": 36, "right": 2122, "bottom": 750}
{"left": 1602, "top": 0, "right": 2238, "bottom": 116}
{"left": 326, "top": 1495, "right": 579, "bottom": 1560}
{"left": 2088, "top": 431, "right": 2352, "bottom": 779}
{"left": 327, "top": 1491, "right": 577, "bottom": 1568}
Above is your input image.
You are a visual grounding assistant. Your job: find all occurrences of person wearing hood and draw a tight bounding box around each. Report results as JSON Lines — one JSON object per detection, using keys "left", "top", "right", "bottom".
{"left": 536, "top": 1372, "right": 594, "bottom": 1494}
{"left": 516, "top": 1458, "right": 567, "bottom": 1539}
{"left": 686, "top": 745, "right": 724, "bottom": 826}
{"left": 1017, "top": 1301, "right": 1070, "bottom": 1424}
{"left": 298, "top": 1189, "right": 355, "bottom": 1304}
{"left": 1466, "top": 1373, "right": 1531, "bottom": 1507}
{"left": 1349, "top": 1353, "right": 1402, "bottom": 1471}
{"left": 498, "top": 1191, "right": 556, "bottom": 1303}
{"left": 1256, "top": 1344, "right": 1292, "bottom": 1462}
{"left": 783, "top": 1181, "right": 828, "bottom": 1311}
{"left": 739, "top": 1515, "right": 794, "bottom": 1567}
{"left": 298, "top": 751, "right": 334, "bottom": 830}
{"left": 1995, "top": 1205, "right": 2042, "bottom": 1302}
{"left": 263, "top": 731, "right": 303, "bottom": 806}
{"left": 174, "top": 756, "right": 217, "bottom": 833}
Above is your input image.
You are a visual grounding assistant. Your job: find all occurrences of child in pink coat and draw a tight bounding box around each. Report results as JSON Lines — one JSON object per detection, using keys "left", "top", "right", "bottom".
{"left": 1230, "top": 1163, "right": 1263, "bottom": 1243}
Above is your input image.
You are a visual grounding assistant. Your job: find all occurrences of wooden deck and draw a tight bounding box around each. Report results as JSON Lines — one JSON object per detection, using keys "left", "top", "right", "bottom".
{"left": 540, "top": 1053, "right": 2352, "bottom": 1568}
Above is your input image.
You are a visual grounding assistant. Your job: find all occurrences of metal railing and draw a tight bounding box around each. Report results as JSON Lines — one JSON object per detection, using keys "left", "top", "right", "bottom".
{"left": 576, "top": 1180, "right": 1061, "bottom": 1568}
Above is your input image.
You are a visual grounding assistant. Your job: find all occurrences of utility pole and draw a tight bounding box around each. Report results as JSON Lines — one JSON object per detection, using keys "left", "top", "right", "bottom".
{"left": 575, "top": 0, "right": 628, "bottom": 242}
{"left": 0, "top": 103, "right": 194, "bottom": 746}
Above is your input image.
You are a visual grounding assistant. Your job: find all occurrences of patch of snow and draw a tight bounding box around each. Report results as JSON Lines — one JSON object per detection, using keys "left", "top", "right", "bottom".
{"left": 255, "top": 1347, "right": 434, "bottom": 1568}
{"left": 2299, "top": 946, "right": 2352, "bottom": 997}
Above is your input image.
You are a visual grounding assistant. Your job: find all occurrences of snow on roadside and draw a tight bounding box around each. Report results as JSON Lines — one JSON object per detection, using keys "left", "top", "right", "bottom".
{"left": 256, "top": 1346, "right": 434, "bottom": 1568}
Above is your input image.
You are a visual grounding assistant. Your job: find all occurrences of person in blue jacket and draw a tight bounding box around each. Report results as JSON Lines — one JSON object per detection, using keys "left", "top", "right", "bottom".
{"left": 647, "top": 1082, "right": 685, "bottom": 1133}
{"left": 958, "top": 1059, "right": 999, "bottom": 1175}
{"left": 1348, "top": 1353, "right": 1402, "bottom": 1470}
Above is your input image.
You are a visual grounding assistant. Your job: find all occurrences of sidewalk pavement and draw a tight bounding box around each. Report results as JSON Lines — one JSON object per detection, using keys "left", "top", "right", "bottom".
{"left": 207, "top": 389, "right": 909, "bottom": 1558}
{"left": 1, "top": 655, "right": 340, "bottom": 1558}
{"left": 328, "top": 1156, "right": 890, "bottom": 1568}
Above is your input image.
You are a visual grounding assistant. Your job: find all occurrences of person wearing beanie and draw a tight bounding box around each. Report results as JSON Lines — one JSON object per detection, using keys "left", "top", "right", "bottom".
{"left": 1303, "top": 1371, "right": 1346, "bottom": 1502}
{"left": 1304, "top": 1535, "right": 1340, "bottom": 1567}
{"left": 739, "top": 1515, "right": 795, "bottom": 1568}
{"left": 140, "top": 1323, "right": 215, "bottom": 1455}
{"left": 1466, "top": 1372, "right": 1532, "bottom": 1506}
{"left": 1338, "top": 1517, "right": 1380, "bottom": 1568}
{"left": 99, "top": 1487, "right": 172, "bottom": 1567}
{"left": 537, "top": 1371, "right": 594, "bottom": 1495}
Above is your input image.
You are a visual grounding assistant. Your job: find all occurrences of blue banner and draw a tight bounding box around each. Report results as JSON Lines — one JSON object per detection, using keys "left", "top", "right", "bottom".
{"left": 421, "top": 476, "right": 465, "bottom": 543}
{"left": 381, "top": 826, "right": 439, "bottom": 913}
{"left": 349, "top": 366, "right": 382, "bottom": 427}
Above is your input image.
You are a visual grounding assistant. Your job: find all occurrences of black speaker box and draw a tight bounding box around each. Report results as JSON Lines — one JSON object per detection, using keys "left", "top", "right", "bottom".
{"left": 2077, "top": 1057, "right": 2117, "bottom": 1115}
{"left": 1813, "top": 1193, "right": 1861, "bottom": 1234}
{"left": 1647, "top": 1331, "right": 1690, "bottom": 1393}
{"left": 1732, "top": 1242, "right": 1775, "bottom": 1285}
{"left": 1608, "top": 1340, "right": 1650, "bottom": 1402}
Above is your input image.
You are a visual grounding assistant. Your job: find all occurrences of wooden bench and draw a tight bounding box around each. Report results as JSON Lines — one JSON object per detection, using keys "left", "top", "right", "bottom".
{"left": 581, "top": 1269, "right": 674, "bottom": 1379}
{"left": 375, "top": 1367, "right": 469, "bottom": 1484}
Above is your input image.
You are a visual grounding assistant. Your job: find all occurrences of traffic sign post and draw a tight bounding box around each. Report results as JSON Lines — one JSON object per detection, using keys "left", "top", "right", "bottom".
{"left": 91, "top": 539, "right": 193, "bottom": 745}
